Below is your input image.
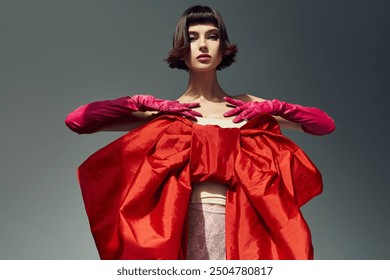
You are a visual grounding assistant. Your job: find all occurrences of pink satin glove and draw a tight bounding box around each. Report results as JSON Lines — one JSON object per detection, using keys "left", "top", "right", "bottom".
{"left": 65, "top": 95, "right": 202, "bottom": 134}
{"left": 130, "top": 95, "right": 202, "bottom": 118}
{"left": 223, "top": 97, "right": 335, "bottom": 135}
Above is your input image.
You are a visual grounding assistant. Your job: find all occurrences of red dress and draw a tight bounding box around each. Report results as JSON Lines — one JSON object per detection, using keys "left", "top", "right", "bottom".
{"left": 77, "top": 114, "right": 323, "bottom": 260}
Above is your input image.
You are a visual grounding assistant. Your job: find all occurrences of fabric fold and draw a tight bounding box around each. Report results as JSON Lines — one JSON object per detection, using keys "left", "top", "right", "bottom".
{"left": 78, "top": 114, "right": 322, "bottom": 260}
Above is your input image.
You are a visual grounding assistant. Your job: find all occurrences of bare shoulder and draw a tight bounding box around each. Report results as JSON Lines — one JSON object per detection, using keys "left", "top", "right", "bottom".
{"left": 230, "top": 93, "right": 266, "bottom": 102}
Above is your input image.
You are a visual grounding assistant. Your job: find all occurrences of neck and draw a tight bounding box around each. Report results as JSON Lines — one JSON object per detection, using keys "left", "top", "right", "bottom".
{"left": 182, "top": 70, "right": 226, "bottom": 102}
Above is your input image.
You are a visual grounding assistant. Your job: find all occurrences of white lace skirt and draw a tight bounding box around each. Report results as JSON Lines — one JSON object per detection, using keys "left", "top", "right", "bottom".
{"left": 186, "top": 204, "right": 226, "bottom": 260}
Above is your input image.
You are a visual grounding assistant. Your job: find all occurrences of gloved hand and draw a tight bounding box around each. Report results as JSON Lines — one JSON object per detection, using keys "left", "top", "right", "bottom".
{"left": 130, "top": 95, "right": 201, "bottom": 118}
{"left": 223, "top": 97, "right": 335, "bottom": 135}
{"left": 65, "top": 95, "right": 202, "bottom": 134}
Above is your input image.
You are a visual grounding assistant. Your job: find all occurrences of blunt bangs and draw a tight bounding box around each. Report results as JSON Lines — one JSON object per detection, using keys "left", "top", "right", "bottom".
{"left": 186, "top": 6, "right": 219, "bottom": 27}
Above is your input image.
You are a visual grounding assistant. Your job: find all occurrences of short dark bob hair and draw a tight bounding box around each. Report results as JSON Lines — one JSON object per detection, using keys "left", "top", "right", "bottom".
{"left": 165, "top": 5, "right": 237, "bottom": 71}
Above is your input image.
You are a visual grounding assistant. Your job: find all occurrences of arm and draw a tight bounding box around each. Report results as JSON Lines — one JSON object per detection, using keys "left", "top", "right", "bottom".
{"left": 224, "top": 94, "right": 335, "bottom": 135}
{"left": 65, "top": 95, "right": 201, "bottom": 134}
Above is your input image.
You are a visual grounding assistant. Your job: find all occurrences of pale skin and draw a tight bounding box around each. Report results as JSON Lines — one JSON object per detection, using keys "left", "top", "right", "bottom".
{"left": 101, "top": 24, "right": 302, "bottom": 132}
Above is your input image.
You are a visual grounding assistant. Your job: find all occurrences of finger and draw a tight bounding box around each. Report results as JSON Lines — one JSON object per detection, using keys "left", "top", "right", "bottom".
{"left": 223, "top": 106, "right": 245, "bottom": 117}
{"left": 239, "top": 109, "right": 257, "bottom": 120}
{"left": 180, "top": 111, "right": 199, "bottom": 121}
{"left": 161, "top": 107, "right": 203, "bottom": 118}
{"left": 180, "top": 102, "right": 200, "bottom": 108}
{"left": 233, "top": 114, "right": 246, "bottom": 123}
{"left": 232, "top": 110, "right": 251, "bottom": 122}
{"left": 242, "top": 110, "right": 261, "bottom": 120}
{"left": 187, "top": 109, "right": 203, "bottom": 117}
{"left": 168, "top": 108, "right": 192, "bottom": 113}
{"left": 162, "top": 100, "right": 180, "bottom": 107}
{"left": 177, "top": 108, "right": 202, "bottom": 117}
{"left": 224, "top": 97, "right": 245, "bottom": 107}
{"left": 160, "top": 105, "right": 191, "bottom": 113}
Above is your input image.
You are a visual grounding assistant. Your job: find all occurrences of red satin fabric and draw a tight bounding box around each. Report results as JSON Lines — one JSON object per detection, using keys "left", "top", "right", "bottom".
{"left": 77, "top": 114, "right": 322, "bottom": 260}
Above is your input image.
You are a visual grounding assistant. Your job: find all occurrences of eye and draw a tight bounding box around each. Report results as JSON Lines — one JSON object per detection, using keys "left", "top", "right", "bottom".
{"left": 188, "top": 35, "right": 197, "bottom": 42}
{"left": 208, "top": 33, "right": 219, "bottom": 40}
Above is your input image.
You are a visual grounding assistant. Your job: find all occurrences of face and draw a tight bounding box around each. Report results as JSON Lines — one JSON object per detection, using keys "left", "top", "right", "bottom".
{"left": 184, "top": 24, "right": 222, "bottom": 72}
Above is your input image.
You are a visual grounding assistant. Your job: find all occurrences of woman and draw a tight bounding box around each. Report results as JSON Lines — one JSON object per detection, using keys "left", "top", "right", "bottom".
{"left": 66, "top": 5, "right": 335, "bottom": 260}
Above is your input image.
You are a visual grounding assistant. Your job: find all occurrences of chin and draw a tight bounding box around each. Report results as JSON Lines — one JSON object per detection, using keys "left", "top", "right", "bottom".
{"left": 189, "top": 64, "right": 218, "bottom": 73}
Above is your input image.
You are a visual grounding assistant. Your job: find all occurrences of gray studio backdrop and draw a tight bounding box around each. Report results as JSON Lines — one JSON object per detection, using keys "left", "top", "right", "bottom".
{"left": 1, "top": 0, "right": 389, "bottom": 259}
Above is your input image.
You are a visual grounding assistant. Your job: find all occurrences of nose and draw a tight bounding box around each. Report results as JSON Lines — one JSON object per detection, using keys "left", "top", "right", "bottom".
{"left": 199, "top": 36, "right": 208, "bottom": 52}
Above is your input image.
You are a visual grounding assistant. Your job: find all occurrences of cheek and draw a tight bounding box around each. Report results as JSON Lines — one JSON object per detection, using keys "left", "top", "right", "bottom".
{"left": 215, "top": 46, "right": 223, "bottom": 63}
{"left": 184, "top": 45, "right": 196, "bottom": 64}
{"left": 212, "top": 42, "right": 222, "bottom": 55}
{"left": 183, "top": 51, "right": 191, "bottom": 66}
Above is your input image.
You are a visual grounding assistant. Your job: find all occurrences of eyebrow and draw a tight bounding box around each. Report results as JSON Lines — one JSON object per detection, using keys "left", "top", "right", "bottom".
{"left": 188, "top": 28, "right": 220, "bottom": 35}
